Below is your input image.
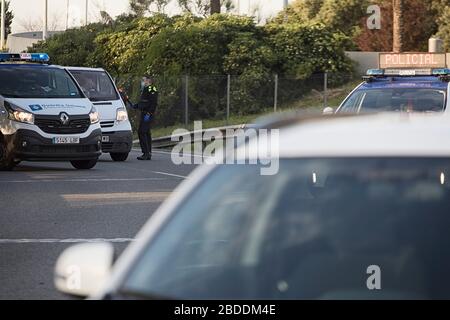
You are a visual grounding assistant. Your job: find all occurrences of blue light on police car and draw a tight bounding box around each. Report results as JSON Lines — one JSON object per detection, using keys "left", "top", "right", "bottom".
{"left": 30, "top": 53, "right": 50, "bottom": 62}
{"left": 366, "top": 69, "right": 384, "bottom": 76}
{"left": 432, "top": 68, "right": 450, "bottom": 76}
{"left": 0, "top": 53, "right": 50, "bottom": 63}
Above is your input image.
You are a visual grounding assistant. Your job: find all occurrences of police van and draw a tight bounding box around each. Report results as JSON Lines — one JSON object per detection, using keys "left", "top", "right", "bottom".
{"left": 0, "top": 53, "right": 102, "bottom": 171}
{"left": 65, "top": 67, "right": 133, "bottom": 162}
{"left": 328, "top": 53, "right": 450, "bottom": 114}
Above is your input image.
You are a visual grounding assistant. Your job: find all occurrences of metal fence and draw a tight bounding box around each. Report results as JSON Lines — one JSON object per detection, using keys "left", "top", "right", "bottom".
{"left": 116, "top": 73, "right": 356, "bottom": 132}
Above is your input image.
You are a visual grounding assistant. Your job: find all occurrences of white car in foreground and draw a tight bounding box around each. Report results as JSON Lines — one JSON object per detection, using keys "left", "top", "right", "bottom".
{"left": 55, "top": 112, "right": 450, "bottom": 299}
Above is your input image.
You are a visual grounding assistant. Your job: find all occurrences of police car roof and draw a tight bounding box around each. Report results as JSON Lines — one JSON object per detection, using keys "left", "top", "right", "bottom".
{"left": 0, "top": 63, "right": 62, "bottom": 69}
{"left": 240, "top": 112, "right": 450, "bottom": 159}
{"left": 360, "top": 76, "right": 449, "bottom": 90}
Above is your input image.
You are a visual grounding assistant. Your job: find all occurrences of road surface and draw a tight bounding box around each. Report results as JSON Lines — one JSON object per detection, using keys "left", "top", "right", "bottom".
{"left": 0, "top": 149, "right": 197, "bottom": 299}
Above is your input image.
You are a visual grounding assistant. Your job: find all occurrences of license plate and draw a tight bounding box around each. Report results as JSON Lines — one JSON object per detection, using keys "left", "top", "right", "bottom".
{"left": 102, "top": 136, "right": 110, "bottom": 143}
{"left": 52, "top": 137, "right": 80, "bottom": 144}
{"left": 399, "top": 70, "right": 416, "bottom": 76}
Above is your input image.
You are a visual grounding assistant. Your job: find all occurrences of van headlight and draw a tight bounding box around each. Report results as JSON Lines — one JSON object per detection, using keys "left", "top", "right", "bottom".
{"left": 89, "top": 107, "right": 99, "bottom": 124}
{"left": 116, "top": 108, "right": 128, "bottom": 122}
{"left": 6, "top": 104, "right": 34, "bottom": 125}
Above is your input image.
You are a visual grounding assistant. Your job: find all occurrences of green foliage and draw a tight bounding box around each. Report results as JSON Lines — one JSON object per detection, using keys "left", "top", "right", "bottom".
{"left": 273, "top": 0, "right": 368, "bottom": 38}
{"left": 90, "top": 14, "right": 173, "bottom": 74}
{"left": 265, "top": 22, "right": 353, "bottom": 76}
{"left": 28, "top": 23, "right": 108, "bottom": 66}
{"left": 434, "top": 1, "right": 450, "bottom": 51}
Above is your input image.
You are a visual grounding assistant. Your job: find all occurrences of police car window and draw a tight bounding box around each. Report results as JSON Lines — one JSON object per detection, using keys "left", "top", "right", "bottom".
{"left": 70, "top": 71, "right": 119, "bottom": 102}
{"left": 0, "top": 66, "right": 82, "bottom": 99}
{"left": 340, "top": 90, "right": 365, "bottom": 113}
{"left": 341, "top": 89, "right": 445, "bottom": 113}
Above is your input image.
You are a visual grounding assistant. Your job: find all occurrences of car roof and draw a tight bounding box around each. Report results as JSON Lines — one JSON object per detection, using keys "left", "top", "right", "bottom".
{"left": 241, "top": 112, "right": 450, "bottom": 159}
{"left": 359, "top": 76, "right": 448, "bottom": 90}
{"left": 65, "top": 66, "right": 106, "bottom": 72}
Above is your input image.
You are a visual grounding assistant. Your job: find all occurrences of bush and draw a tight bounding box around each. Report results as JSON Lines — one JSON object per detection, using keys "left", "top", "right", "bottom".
{"left": 29, "top": 23, "right": 108, "bottom": 66}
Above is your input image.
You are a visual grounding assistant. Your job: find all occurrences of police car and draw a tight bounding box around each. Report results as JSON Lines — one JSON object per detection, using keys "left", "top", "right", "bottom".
{"left": 0, "top": 53, "right": 102, "bottom": 170}
{"left": 65, "top": 67, "right": 133, "bottom": 162}
{"left": 327, "top": 53, "right": 450, "bottom": 114}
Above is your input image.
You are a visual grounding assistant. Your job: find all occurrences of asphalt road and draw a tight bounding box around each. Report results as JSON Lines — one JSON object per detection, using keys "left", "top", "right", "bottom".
{"left": 0, "top": 149, "right": 197, "bottom": 300}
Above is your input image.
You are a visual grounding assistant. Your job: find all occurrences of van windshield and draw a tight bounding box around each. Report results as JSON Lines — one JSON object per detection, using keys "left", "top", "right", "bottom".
{"left": 0, "top": 65, "right": 83, "bottom": 99}
{"left": 69, "top": 70, "right": 119, "bottom": 102}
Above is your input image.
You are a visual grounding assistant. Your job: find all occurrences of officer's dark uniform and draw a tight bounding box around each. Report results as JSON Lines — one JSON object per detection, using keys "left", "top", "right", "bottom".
{"left": 137, "top": 84, "right": 158, "bottom": 160}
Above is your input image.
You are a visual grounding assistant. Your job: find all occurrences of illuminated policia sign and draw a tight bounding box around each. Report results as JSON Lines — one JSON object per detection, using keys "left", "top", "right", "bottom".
{"left": 379, "top": 53, "right": 447, "bottom": 69}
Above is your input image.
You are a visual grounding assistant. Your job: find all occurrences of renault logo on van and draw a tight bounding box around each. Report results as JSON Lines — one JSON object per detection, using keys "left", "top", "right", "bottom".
{"left": 60, "top": 113, "right": 70, "bottom": 125}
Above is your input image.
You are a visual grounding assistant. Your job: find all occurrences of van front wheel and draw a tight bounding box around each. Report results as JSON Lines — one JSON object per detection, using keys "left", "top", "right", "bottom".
{"left": 70, "top": 159, "right": 98, "bottom": 170}
{"left": 110, "top": 152, "right": 129, "bottom": 162}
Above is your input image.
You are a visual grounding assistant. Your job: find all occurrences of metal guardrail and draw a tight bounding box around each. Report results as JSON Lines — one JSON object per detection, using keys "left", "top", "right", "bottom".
{"left": 133, "top": 124, "right": 247, "bottom": 149}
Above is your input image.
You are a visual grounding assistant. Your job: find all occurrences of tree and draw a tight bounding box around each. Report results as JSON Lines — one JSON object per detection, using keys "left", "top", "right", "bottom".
{"left": 4, "top": 0, "right": 13, "bottom": 41}
{"left": 392, "top": 0, "right": 404, "bottom": 52}
{"left": 178, "top": 0, "right": 233, "bottom": 16}
{"left": 355, "top": 0, "right": 437, "bottom": 52}
{"left": 210, "top": 0, "right": 221, "bottom": 14}
{"left": 100, "top": 11, "right": 114, "bottom": 25}
{"left": 273, "top": 0, "right": 369, "bottom": 37}
{"left": 29, "top": 23, "right": 108, "bottom": 66}
{"left": 130, "top": 0, "right": 152, "bottom": 17}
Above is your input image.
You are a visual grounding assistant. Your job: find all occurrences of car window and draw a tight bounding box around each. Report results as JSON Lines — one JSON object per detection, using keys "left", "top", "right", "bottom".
{"left": 70, "top": 70, "right": 119, "bottom": 102}
{"left": 0, "top": 66, "right": 83, "bottom": 99}
{"left": 339, "top": 89, "right": 365, "bottom": 113}
{"left": 340, "top": 88, "right": 446, "bottom": 113}
{"left": 121, "top": 158, "right": 450, "bottom": 299}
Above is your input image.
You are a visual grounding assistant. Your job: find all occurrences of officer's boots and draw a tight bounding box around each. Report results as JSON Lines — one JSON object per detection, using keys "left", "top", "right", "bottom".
{"left": 137, "top": 153, "right": 152, "bottom": 161}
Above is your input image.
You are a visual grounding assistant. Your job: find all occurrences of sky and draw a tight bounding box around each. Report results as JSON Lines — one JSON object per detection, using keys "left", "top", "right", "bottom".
{"left": 8, "top": 0, "right": 289, "bottom": 33}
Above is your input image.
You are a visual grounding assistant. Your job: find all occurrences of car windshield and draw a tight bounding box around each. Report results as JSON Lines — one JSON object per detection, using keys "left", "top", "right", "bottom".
{"left": 70, "top": 70, "right": 119, "bottom": 102}
{"left": 339, "top": 88, "right": 446, "bottom": 113}
{"left": 121, "top": 158, "right": 450, "bottom": 300}
{"left": 0, "top": 65, "right": 83, "bottom": 99}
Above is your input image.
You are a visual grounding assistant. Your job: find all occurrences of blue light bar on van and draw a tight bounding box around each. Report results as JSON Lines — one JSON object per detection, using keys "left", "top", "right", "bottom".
{"left": 0, "top": 53, "right": 50, "bottom": 63}
{"left": 432, "top": 68, "right": 450, "bottom": 76}
{"left": 366, "top": 69, "right": 384, "bottom": 76}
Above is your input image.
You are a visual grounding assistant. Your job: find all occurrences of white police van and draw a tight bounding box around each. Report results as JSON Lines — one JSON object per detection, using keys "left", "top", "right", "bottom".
{"left": 65, "top": 67, "right": 132, "bottom": 162}
{"left": 326, "top": 53, "right": 450, "bottom": 114}
{"left": 0, "top": 53, "right": 102, "bottom": 170}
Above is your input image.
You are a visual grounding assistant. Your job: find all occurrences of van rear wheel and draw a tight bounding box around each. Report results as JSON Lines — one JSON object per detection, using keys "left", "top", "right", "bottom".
{"left": 110, "top": 152, "right": 129, "bottom": 162}
{"left": 70, "top": 159, "right": 98, "bottom": 170}
{"left": 0, "top": 141, "right": 15, "bottom": 171}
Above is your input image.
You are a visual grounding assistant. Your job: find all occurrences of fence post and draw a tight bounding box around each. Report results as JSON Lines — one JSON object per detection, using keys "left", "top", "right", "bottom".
{"left": 226, "top": 74, "right": 231, "bottom": 126}
{"left": 184, "top": 75, "right": 189, "bottom": 128}
{"left": 323, "top": 72, "right": 328, "bottom": 109}
{"left": 274, "top": 74, "right": 279, "bottom": 112}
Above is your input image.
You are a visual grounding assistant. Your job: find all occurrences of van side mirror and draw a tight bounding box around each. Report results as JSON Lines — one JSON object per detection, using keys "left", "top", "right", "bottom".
{"left": 54, "top": 242, "right": 115, "bottom": 298}
{"left": 323, "top": 107, "right": 335, "bottom": 115}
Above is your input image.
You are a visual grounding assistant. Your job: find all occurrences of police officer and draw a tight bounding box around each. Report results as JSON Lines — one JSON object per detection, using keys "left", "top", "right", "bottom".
{"left": 136, "top": 76, "right": 158, "bottom": 161}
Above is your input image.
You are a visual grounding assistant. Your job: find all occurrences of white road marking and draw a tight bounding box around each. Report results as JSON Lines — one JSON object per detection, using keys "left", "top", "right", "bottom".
{"left": 0, "top": 238, "right": 135, "bottom": 244}
{"left": 151, "top": 171, "right": 188, "bottom": 179}
{"left": 132, "top": 148, "right": 210, "bottom": 159}
{"left": 62, "top": 191, "right": 172, "bottom": 207}
{"left": 2, "top": 178, "right": 169, "bottom": 183}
